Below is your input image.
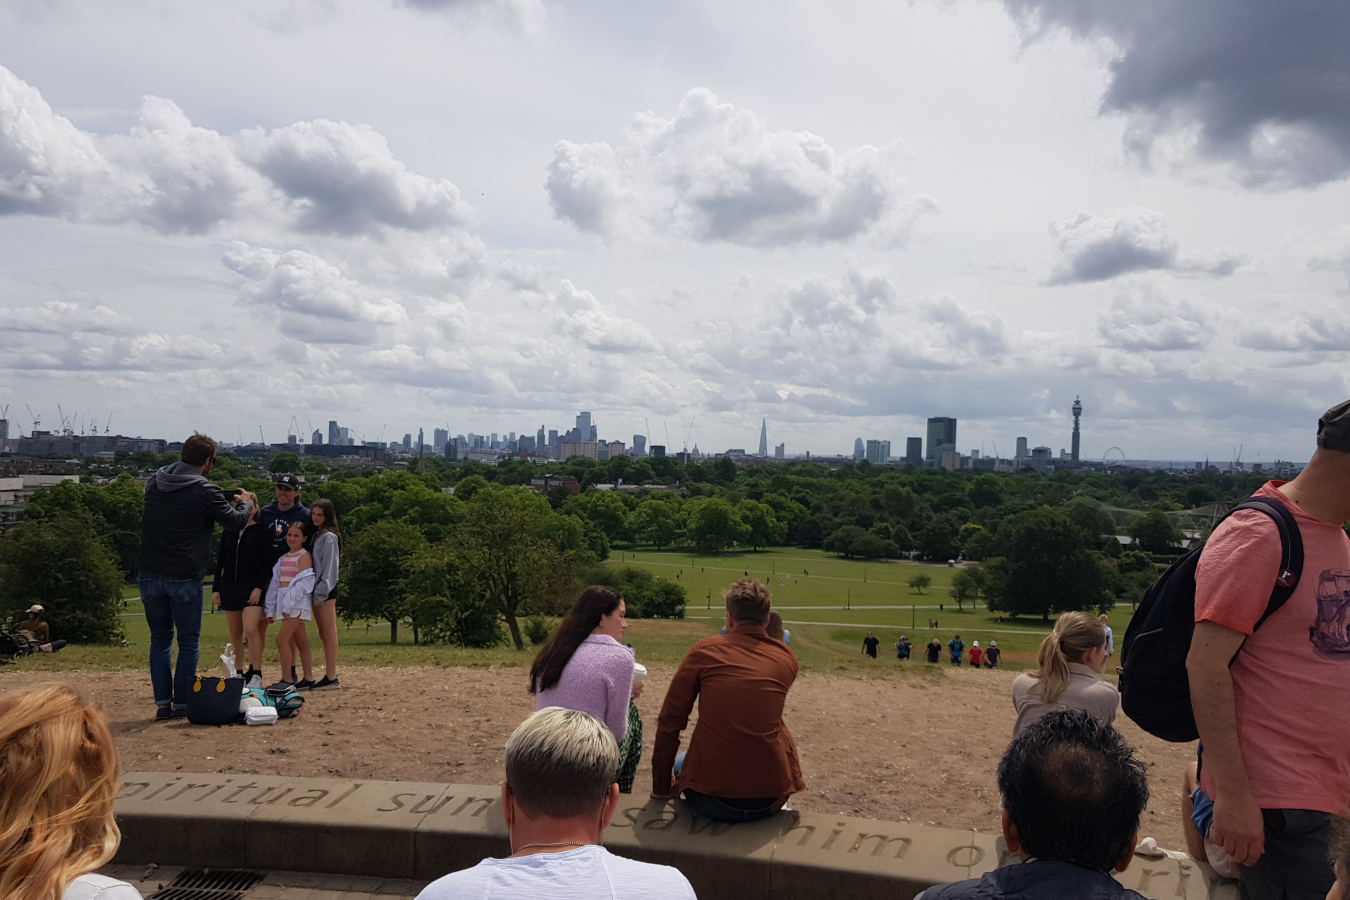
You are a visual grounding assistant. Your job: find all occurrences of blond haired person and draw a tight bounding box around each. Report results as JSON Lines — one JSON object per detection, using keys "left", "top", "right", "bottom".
{"left": 0, "top": 685, "right": 141, "bottom": 900}
{"left": 416, "top": 708, "right": 694, "bottom": 900}
{"left": 1011, "top": 611, "right": 1118, "bottom": 736}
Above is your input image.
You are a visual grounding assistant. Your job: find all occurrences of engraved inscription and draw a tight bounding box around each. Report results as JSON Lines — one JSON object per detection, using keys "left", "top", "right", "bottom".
{"left": 848, "top": 833, "right": 912, "bottom": 860}
{"left": 946, "top": 845, "right": 985, "bottom": 868}
{"left": 782, "top": 822, "right": 816, "bottom": 848}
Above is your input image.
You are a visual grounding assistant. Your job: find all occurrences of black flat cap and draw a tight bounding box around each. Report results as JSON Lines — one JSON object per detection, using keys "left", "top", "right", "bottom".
{"left": 1317, "top": 400, "right": 1350, "bottom": 453}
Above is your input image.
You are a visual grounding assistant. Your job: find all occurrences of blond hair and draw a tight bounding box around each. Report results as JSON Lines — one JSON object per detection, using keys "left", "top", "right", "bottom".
{"left": 505, "top": 708, "right": 618, "bottom": 820}
{"left": 0, "top": 686, "right": 121, "bottom": 900}
{"left": 1030, "top": 612, "right": 1108, "bottom": 705}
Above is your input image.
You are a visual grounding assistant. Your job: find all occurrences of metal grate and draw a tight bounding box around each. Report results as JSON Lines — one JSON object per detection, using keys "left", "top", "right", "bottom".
{"left": 145, "top": 868, "right": 265, "bottom": 900}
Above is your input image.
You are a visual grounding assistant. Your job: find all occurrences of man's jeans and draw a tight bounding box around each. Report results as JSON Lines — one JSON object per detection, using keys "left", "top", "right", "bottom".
{"left": 1238, "top": 809, "right": 1335, "bottom": 900}
{"left": 138, "top": 574, "right": 204, "bottom": 708}
{"left": 673, "top": 752, "right": 780, "bottom": 824}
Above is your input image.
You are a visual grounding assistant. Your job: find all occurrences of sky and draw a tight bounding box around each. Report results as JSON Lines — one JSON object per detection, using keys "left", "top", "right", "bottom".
{"left": 1, "top": 0, "right": 1349, "bottom": 464}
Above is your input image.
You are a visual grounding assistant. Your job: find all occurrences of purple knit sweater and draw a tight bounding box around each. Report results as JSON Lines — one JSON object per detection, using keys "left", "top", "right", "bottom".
{"left": 536, "top": 634, "right": 635, "bottom": 742}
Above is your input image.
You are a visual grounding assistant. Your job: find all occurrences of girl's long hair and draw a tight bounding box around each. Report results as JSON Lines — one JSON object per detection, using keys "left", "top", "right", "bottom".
{"left": 0, "top": 685, "right": 121, "bottom": 900}
{"left": 1030, "top": 611, "right": 1108, "bottom": 705}
{"left": 529, "top": 586, "right": 622, "bottom": 694}
{"left": 310, "top": 498, "right": 341, "bottom": 549}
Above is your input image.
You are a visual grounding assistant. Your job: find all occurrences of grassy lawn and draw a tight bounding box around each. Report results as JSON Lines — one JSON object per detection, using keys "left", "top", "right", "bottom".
{"left": 5, "top": 547, "right": 1138, "bottom": 678}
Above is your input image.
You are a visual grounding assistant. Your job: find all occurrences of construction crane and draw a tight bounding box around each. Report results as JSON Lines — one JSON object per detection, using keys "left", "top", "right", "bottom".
{"left": 104, "top": 412, "right": 113, "bottom": 435}
{"left": 25, "top": 404, "right": 40, "bottom": 432}
{"left": 56, "top": 404, "right": 72, "bottom": 436}
{"left": 663, "top": 421, "right": 671, "bottom": 450}
{"left": 259, "top": 426, "right": 265, "bottom": 445}
{"left": 684, "top": 417, "right": 696, "bottom": 453}
{"left": 378, "top": 424, "right": 387, "bottom": 443}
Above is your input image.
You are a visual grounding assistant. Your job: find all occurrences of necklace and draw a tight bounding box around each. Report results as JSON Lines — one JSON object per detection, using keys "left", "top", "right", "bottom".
{"left": 513, "top": 841, "right": 586, "bottom": 854}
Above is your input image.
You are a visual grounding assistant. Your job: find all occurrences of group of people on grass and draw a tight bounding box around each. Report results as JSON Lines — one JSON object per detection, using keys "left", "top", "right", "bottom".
{"left": 136, "top": 433, "right": 343, "bottom": 718}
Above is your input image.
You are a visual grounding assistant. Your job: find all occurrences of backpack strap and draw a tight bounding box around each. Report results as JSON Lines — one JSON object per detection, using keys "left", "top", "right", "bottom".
{"left": 1220, "top": 496, "right": 1305, "bottom": 629}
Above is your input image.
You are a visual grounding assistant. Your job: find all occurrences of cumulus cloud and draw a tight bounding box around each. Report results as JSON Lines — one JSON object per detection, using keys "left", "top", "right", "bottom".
{"left": 223, "top": 243, "right": 408, "bottom": 344}
{"left": 550, "top": 280, "right": 661, "bottom": 354}
{"left": 1002, "top": 0, "right": 1350, "bottom": 189}
{"left": 1097, "top": 288, "right": 1210, "bottom": 351}
{"left": 1239, "top": 307, "right": 1350, "bottom": 352}
{"left": 1308, "top": 225, "right": 1350, "bottom": 285}
{"left": 0, "top": 301, "right": 138, "bottom": 335}
{"left": 1049, "top": 206, "right": 1243, "bottom": 283}
{"left": 546, "top": 88, "right": 930, "bottom": 246}
{"left": 237, "top": 119, "right": 471, "bottom": 235}
{"left": 0, "top": 64, "right": 470, "bottom": 236}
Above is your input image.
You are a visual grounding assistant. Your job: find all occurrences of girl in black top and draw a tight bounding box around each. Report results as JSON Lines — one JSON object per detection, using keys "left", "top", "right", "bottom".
{"left": 211, "top": 492, "right": 271, "bottom": 684}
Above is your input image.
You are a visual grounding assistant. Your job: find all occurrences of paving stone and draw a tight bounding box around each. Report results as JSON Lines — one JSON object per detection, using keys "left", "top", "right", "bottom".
{"left": 375, "top": 880, "right": 413, "bottom": 894}
{"left": 346, "top": 876, "right": 385, "bottom": 892}
{"left": 245, "top": 886, "right": 283, "bottom": 899}
{"left": 313, "top": 875, "right": 355, "bottom": 890}
{"left": 276, "top": 889, "right": 314, "bottom": 900}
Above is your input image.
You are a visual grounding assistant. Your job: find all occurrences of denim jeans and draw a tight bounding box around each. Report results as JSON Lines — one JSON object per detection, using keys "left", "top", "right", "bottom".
{"left": 138, "top": 573, "right": 204, "bottom": 707}
{"left": 673, "top": 752, "right": 780, "bottom": 824}
{"left": 1238, "top": 809, "right": 1336, "bottom": 900}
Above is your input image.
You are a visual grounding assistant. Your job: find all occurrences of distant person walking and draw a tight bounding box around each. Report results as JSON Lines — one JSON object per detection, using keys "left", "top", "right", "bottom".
{"left": 862, "top": 631, "right": 880, "bottom": 659}
{"left": 969, "top": 641, "right": 983, "bottom": 667}
{"left": 1100, "top": 613, "right": 1114, "bottom": 662}
{"left": 211, "top": 491, "right": 269, "bottom": 685}
{"left": 1011, "top": 612, "right": 1116, "bottom": 736}
{"left": 983, "top": 641, "right": 1001, "bottom": 669}
{"left": 137, "top": 433, "right": 253, "bottom": 719}
{"left": 896, "top": 636, "right": 912, "bottom": 660}
{"left": 530, "top": 587, "right": 641, "bottom": 789}
{"left": 926, "top": 639, "right": 941, "bottom": 663}
{"left": 949, "top": 634, "right": 964, "bottom": 665}
{"left": 308, "top": 499, "right": 342, "bottom": 691}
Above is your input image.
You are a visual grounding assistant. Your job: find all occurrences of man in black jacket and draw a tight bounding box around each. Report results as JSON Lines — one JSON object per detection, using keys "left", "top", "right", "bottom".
{"left": 917, "top": 709, "right": 1150, "bottom": 899}
{"left": 137, "top": 433, "right": 253, "bottom": 719}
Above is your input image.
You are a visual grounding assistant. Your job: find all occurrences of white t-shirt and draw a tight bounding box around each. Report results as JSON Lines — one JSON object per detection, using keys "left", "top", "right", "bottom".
{"left": 63, "top": 874, "right": 143, "bottom": 900}
{"left": 1104, "top": 624, "right": 1114, "bottom": 656}
{"left": 416, "top": 845, "right": 695, "bottom": 900}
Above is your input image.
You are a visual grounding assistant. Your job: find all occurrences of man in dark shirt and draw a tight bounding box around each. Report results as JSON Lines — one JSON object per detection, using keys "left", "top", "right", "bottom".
{"left": 984, "top": 641, "right": 1001, "bottom": 668}
{"left": 862, "top": 632, "right": 880, "bottom": 658}
{"left": 652, "top": 578, "right": 803, "bottom": 823}
{"left": 260, "top": 473, "right": 309, "bottom": 562}
{"left": 918, "top": 709, "right": 1149, "bottom": 899}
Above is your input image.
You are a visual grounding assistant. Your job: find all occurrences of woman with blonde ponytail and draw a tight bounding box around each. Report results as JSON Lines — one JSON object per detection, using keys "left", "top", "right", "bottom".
{"left": 0, "top": 685, "right": 141, "bottom": 900}
{"left": 1011, "top": 611, "right": 1119, "bottom": 736}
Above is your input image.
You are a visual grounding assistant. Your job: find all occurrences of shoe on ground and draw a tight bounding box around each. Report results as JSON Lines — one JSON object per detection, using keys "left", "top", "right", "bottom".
{"left": 171, "top": 705, "right": 188, "bottom": 718}
{"left": 294, "top": 678, "right": 316, "bottom": 691}
{"left": 265, "top": 680, "right": 294, "bottom": 696}
{"left": 155, "top": 705, "right": 173, "bottom": 720}
{"left": 312, "top": 676, "right": 341, "bottom": 691}
{"left": 247, "top": 674, "right": 262, "bottom": 689}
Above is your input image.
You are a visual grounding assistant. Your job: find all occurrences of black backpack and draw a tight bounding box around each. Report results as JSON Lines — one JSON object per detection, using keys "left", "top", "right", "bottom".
{"left": 1119, "top": 496, "right": 1303, "bottom": 742}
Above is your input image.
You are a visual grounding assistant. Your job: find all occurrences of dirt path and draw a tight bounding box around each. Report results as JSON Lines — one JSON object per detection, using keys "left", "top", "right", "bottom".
{"left": 0, "top": 664, "right": 1191, "bottom": 850}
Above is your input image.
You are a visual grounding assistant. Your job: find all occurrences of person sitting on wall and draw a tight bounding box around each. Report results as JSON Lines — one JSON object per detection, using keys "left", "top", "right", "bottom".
{"left": 916, "top": 708, "right": 1150, "bottom": 899}
{"left": 651, "top": 578, "right": 804, "bottom": 824}
{"left": 415, "top": 707, "right": 694, "bottom": 900}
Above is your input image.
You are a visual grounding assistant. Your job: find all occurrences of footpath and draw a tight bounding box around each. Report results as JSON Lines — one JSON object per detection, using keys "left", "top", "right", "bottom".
{"left": 114, "top": 772, "right": 1233, "bottom": 900}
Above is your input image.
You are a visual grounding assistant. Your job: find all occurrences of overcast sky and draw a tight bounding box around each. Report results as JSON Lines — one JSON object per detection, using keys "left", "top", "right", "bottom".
{"left": 2, "top": 0, "right": 1348, "bottom": 463}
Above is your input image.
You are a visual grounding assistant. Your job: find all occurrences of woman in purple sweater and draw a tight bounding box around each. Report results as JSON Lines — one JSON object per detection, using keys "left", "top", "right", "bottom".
{"left": 530, "top": 586, "right": 639, "bottom": 743}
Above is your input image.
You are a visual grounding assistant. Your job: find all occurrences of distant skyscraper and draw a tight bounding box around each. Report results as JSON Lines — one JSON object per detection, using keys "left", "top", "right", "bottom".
{"left": 650, "top": 444, "right": 666, "bottom": 457}
{"left": 328, "top": 420, "right": 339, "bottom": 445}
{"left": 418, "top": 428, "right": 425, "bottom": 453}
{"left": 758, "top": 419, "right": 768, "bottom": 457}
{"left": 926, "top": 417, "right": 957, "bottom": 463}
{"left": 775, "top": 442, "right": 785, "bottom": 459}
{"left": 1071, "top": 396, "right": 1082, "bottom": 463}
{"left": 633, "top": 434, "right": 646, "bottom": 457}
{"left": 537, "top": 426, "right": 546, "bottom": 453}
{"left": 574, "top": 412, "right": 596, "bottom": 442}
{"left": 853, "top": 437, "right": 865, "bottom": 461}
{"left": 865, "top": 439, "right": 891, "bottom": 465}
{"left": 311, "top": 429, "right": 323, "bottom": 445}
{"left": 403, "top": 433, "right": 412, "bottom": 451}
{"left": 905, "top": 437, "right": 922, "bottom": 465}
{"left": 433, "top": 428, "right": 448, "bottom": 451}
{"left": 1016, "top": 437, "right": 1029, "bottom": 459}
{"left": 339, "top": 426, "right": 351, "bottom": 446}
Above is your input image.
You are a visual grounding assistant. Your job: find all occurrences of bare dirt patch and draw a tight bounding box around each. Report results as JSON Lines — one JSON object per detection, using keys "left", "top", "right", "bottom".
{"left": 0, "top": 663, "right": 1190, "bottom": 850}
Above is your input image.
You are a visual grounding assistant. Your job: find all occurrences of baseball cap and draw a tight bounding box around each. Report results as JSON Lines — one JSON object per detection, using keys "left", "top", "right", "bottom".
{"left": 26, "top": 605, "right": 44, "bottom": 614}
{"left": 276, "top": 474, "right": 300, "bottom": 488}
{"left": 1317, "top": 400, "right": 1350, "bottom": 453}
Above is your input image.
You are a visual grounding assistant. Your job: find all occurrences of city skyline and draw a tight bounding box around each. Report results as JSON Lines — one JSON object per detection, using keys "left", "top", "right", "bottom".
{"left": 0, "top": 4, "right": 1347, "bottom": 462}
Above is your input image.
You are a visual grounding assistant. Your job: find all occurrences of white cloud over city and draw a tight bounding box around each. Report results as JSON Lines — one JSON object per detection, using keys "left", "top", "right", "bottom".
{"left": 0, "top": 0, "right": 1348, "bottom": 460}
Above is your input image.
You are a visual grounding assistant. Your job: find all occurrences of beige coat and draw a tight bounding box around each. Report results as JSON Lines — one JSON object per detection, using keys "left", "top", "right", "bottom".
{"left": 1011, "top": 662, "right": 1119, "bottom": 736}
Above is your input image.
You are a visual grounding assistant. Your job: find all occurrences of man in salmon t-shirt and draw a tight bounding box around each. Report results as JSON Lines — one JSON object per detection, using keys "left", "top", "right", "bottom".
{"left": 1188, "top": 400, "right": 1350, "bottom": 900}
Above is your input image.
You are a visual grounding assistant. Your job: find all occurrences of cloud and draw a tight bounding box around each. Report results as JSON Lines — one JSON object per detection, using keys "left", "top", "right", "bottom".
{"left": 223, "top": 243, "right": 408, "bottom": 344}
{"left": 1049, "top": 206, "right": 1243, "bottom": 283}
{"left": 0, "top": 301, "right": 138, "bottom": 335}
{"left": 0, "top": 64, "right": 470, "bottom": 236}
{"left": 399, "top": 0, "right": 546, "bottom": 37}
{"left": 1002, "top": 0, "right": 1350, "bottom": 189}
{"left": 550, "top": 280, "right": 661, "bottom": 354}
{"left": 547, "top": 88, "right": 929, "bottom": 246}
{"left": 238, "top": 119, "right": 471, "bottom": 235}
{"left": 1308, "top": 225, "right": 1350, "bottom": 285}
{"left": 1097, "top": 287, "right": 1209, "bottom": 351}
{"left": 1239, "top": 307, "right": 1350, "bottom": 352}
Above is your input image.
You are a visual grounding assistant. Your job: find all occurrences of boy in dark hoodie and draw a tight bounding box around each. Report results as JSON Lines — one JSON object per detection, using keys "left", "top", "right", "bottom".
{"left": 137, "top": 433, "right": 253, "bottom": 719}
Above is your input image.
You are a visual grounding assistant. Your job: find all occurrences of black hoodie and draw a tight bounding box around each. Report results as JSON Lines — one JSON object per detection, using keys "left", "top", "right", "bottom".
{"left": 213, "top": 524, "right": 274, "bottom": 604}
{"left": 137, "top": 462, "right": 253, "bottom": 580}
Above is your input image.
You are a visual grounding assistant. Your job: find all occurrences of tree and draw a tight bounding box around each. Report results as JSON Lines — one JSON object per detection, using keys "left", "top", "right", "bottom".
{"left": 589, "top": 566, "right": 687, "bottom": 619}
{"left": 23, "top": 474, "right": 145, "bottom": 579}
{"left": 949, "top": 568, "right": 983, "bottom": 610}
{"left": 966, "top": 474, "right": 1003, "bottom": 508}
{"left": 454, "top": 475, "right": 490, "bottom": 502}
{"left": 1062, "top": 496, "right": 1116, "bottom": 544}
{"left": 983, "top": 508, "right": 1109, "bottom": 620}
{"left": 1129, "top": 510, "right": 1184, "bottom": 552}
{"left": 685, "top": 497, "right": 745, "bottom": 554}
{"left": 400, "top": 545, "right": 503, "bottom": 648}
{"left": 562, "top": 490, "right": 630, "bottom": 544}
{"left": 341, "top": 520, "right": 429, "bottom": 643}
{"left": 0, "top": 514, "right": 125, "bottom": 644}
{"left": 736, "top": 500, "right": 786, "bottom": 551}
{"left": 918, "top": 514, "right": 962, "bottom": 561}
{"left": 627, "top": 499, "right": 682, "bottom": 549}
{"left": 450, "top": 486, "right": 585, "bottom": 650}
{"left": 907, "top": 573, "right": 932, "bottom": 594}
{"left": 268, "top": 451, "right": 301, "bottom": 474}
